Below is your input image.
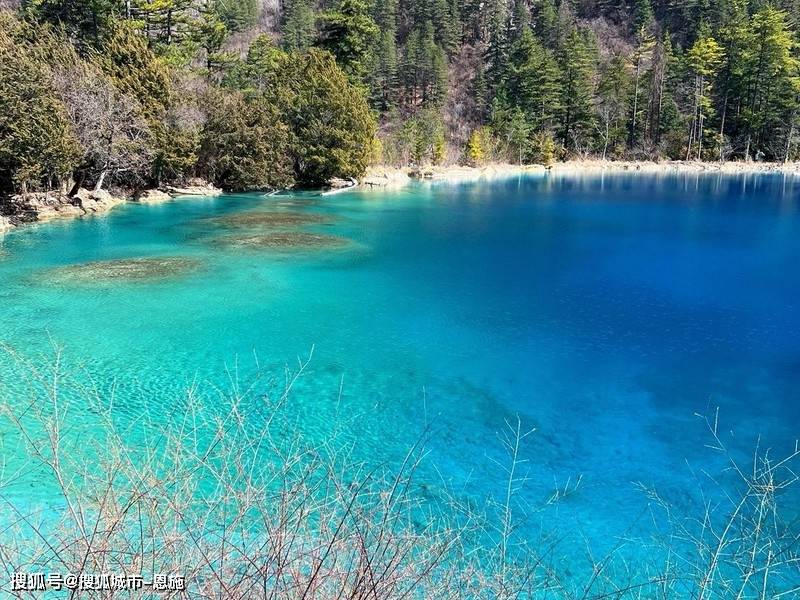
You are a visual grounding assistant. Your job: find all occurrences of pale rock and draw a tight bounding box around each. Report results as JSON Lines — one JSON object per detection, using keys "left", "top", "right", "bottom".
{"left": 0, "top": 215, "right": 13, "bottom": 232}
{"left": 134, "top": 189, "right": 173, "bottom": 204}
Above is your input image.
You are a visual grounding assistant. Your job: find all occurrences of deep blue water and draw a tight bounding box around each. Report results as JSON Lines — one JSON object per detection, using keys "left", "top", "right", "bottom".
{"left": 1, "top": 171, "right": 799, "bottom": 577}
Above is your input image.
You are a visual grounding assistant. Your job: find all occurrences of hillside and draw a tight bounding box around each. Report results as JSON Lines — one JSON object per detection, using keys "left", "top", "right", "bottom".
{"left": 0, "top": 0, "right": 798, "bottom": 197}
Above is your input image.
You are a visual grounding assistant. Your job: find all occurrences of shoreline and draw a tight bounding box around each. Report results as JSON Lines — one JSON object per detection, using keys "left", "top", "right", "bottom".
{"left": 361, "top": 159, "right": 800, "bottom": 188}
{"left": 0, "top": 181, "right": 223, "bottom": 234}
{"left": 2, "top": 160, "right": 798, "bottom": 234}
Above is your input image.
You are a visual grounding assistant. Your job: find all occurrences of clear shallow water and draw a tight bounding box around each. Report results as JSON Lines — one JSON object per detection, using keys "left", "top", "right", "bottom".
{"left": 1, "top": 172, "right": 799, "bottom": 573}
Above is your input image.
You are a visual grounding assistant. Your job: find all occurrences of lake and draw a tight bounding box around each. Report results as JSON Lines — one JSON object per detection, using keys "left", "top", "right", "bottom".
{"left": 1, "top": 171, "right": 799, "bottom": 586}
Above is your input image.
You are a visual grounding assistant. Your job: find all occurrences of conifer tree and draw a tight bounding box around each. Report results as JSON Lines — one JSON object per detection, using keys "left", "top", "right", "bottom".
{"left": 739, "top": 6, "right": 799, "bottom": 160}
{"left": 715, "top": 0, "right": 750, "bottom": 159}
{"left": 597, "top": 55, "right": 632, "bottom": 159}
{"left": 686, "top": 33, "right": 725, "bottom": 159}
{"left": 504, "top": 27, "right": 562, "bottom": 131}
{"left": 419, "top": 21, "right": 448, "bottom": 106}
{"left": 284, "top": 49, "right": 377, "bottom": 184}
{"left": 629, "top": 23, "right": 655, "bottom": 149}
{"left": 134, "top": 0, "right": 193, "bottom": 47}
{"left": 215, "top": 0, "right": 256, "bottom": 32}
{"left": 534, "top": 0, "right": 559, "bottom": 47}
{"left": 0, "top": 18, "right": 80, "bottom": 194}
{"left": 93, "top": 20, "right": 172, "bottom": 117}
{"left": 281, "top": 0, "right": 316, "bottom": 51}
{"left": 318, "top": 0, "right": 379, "bottom": 84}
{"left": 485, "top": 0, "right": 510, "bottom": 92}
{"left": 557, "top": 25, "right": 598, "bottom": 152}
{"left": 199, "top": 89, "right": 294, "bottom": 190}
{"left": 647, "top": 31, "right": 677, "bottom": 148}
{"left": 24, "top": 0, "right": 123, "bottom": 42}
{"left": 370, "top": 0, "right": 399, "bottom": 110}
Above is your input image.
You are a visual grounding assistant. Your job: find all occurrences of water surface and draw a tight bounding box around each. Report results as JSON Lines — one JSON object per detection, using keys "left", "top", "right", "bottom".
{"left": 1, "top": 172, "right": 798, "bottom": 573}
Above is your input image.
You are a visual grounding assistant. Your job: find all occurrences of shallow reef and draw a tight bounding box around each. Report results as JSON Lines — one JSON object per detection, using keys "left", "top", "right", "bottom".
{"left": 48, "top": 257, "right": 202, "bottom": 283}
{"left": 211, "top": 231, "right": 350, "bottom": 251}
{"left": 208, "top": 211, "right": 334, "bottom": 229}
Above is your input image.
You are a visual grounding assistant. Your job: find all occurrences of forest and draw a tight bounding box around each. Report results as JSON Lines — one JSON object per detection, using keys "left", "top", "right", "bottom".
{"left": 0, "top": 0, "right": 798, "bottom": 195}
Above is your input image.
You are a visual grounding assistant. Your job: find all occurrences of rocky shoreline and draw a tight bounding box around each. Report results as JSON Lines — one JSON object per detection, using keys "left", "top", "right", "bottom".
{"left": 0, "top": 180, "right": 223, "bottom": 232}
{"left": 2, "top": 161, "right": 797, "bottom": 233}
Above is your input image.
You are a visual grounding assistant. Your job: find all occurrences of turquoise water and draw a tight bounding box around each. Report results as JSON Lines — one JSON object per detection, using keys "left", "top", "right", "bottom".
{"left": 1, "top": 172, "right": 799, "bottom": 574}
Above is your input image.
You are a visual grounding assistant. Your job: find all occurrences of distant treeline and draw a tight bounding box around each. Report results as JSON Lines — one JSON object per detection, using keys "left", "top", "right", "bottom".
{"left": 1, "top": 0, "right": 799, "bottom": 195}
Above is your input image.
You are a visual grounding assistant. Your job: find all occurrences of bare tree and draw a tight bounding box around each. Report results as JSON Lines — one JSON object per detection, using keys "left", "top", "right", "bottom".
{"left": 53, "top": 64, "right": 152, "bottom": 194}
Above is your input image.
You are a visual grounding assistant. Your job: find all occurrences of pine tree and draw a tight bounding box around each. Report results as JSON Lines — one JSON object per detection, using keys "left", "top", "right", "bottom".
{"left": 715, "top": 0, "right": 750, "bottom": 160}
{"left": 93, "top": 20, "right": 172, "bottom": 117}
{"left": 739, "top": 6, "right": 799, "bottom": 160}
{"left": 629, "top": 23, "right": 655, "bottom": 149}
{"left": 193, "top": 7, "right": 233, "bottom": 76}
{"left": 484, "top": 0, "right": 510, "bottom": 93}
{"left": 686, "top": 32, "right": 725, "bottom": 160}
{"left": 419, "top": 21, "right": 448, "bottom": 106}
{"left": 429, "top": 0, "right": 460, "bottom": 55}
{"left": 504, "top": 27, "right": 562, "bottom": 131}
{"left": 318, "top": 0, "right": 380, "bottom": 85}
{"left": 24, "top": 0, "right": 124, "bottom": 42}
{"left": 281, "top": 0, "right": 316, "bottom": 51}
{"left": 647, "top": 31, "right": 677, "bottom": 148}
{"left": 597, "top": 55, "right": 632, "bottom": 159}
{"left": 215, "top": 0, "right": 257, "bottom": 33}
{"left": 633, "top": 0, "right": 654, "bottom": 34}
{"left": 199, "top": 89, "right": 294, "bottom": 190}
{"left": 401, "top": 28, "right": 422, "bottom": 107}
{"left": 369, "top": 0, "right": 399, "bottom": 110}
{"left": 0, "top": 16, "right": 80, "bottom": 194}
{"left": 557, "top": 25, "right": 597, "bottom": 152}
{"left": 511, "top": 0, "right": 531, "bottom": 41}
{"left": 534, "top": 0, "right": 558, "bottom": 47}
{"left": 283, "top": 49, "right": 377, "bottom": 184}
{"left": 133, "top": 0, "right": 193, "bottom": 48}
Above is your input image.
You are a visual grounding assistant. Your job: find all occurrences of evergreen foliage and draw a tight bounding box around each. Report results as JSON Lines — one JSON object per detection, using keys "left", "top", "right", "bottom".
{"left": 281, "top": 0, "right": 316, "bottom": 51}
{"left": 198, "top": 89, "right": 294, "bottom": 190}
{"left": 318, "top": 0, "right": 379, "bottom": 84}
{"left": 3, "top": 0, "right": 800, "bottom": 197}
{"left": 0, "top": 18, "right": 80, "bottom": 194}
{"left": 284, "top": 49, "right": 377, "bottom": 185}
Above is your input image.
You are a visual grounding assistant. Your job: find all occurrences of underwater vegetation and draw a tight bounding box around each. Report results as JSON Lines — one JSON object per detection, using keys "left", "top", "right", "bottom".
{"left": 207, "top": 210, "right": 335, "bottom": 229}
{"left": 210, "top": 231, "right": 350, "bottom": 251}
{"left": 47, "top": 257, "right": 202, "bottom": 283}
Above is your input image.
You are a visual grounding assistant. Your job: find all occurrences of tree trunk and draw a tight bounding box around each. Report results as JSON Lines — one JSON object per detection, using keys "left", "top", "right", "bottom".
{"left": 718, "top": 90, "right": 728, "bottom": 162}
{"left": 697, "top": 76, "right": 705, "bottom": 161}
{"left": 68, "top": 170, "right": 86, "bottom": 197}
{"left": 94, "top": 169, "right": 109, "bottom": 192}
{"left": 630, "top": 52, "right": 642, "bottom": 148}
{"left": 655, "top": 57, "right": 665, "bottom": 146}
{"left": 786, "top": 115, "right": 796, "bottom": 164}
{"left": 686, "top": 79, "right": 700, "bottom": 160}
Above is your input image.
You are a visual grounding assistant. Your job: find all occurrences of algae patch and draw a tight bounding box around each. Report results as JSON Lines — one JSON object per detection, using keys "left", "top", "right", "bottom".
{"left": 48, "top": 257, "right": 202, "bottom": 283}
{"left": 212, "top": 231, "right": 350, "bottom": 251}
{"left": 209, "top": 211, "right": 334, "bottom": 229}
